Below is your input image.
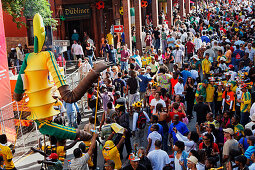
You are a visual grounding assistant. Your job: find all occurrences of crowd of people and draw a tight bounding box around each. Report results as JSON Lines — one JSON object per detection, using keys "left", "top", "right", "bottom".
{"left": 2, "top": 0, "right": 255, "bottom": 169}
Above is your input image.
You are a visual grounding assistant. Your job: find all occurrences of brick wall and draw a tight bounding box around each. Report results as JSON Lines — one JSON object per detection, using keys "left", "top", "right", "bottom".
{"left": 6, "top": 37, "right": 28, "bottom": 52}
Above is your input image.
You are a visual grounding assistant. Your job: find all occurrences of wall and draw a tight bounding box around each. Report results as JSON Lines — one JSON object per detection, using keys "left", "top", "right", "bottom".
{"left": 3, "top": 11, "right": 28, "bottom": 51}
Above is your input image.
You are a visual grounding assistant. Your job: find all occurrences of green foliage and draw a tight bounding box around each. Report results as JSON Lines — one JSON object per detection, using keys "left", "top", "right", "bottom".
{"left": 2, "top": 0, "right": 58, "bottom": 29}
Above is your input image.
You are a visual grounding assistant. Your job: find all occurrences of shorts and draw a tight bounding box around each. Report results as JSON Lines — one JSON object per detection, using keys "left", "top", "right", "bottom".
{"left": 129, "top": 92, "right": 140, "bottom": 106}
{"left": 35, "top": 120, "right": 76, "bottom": 140}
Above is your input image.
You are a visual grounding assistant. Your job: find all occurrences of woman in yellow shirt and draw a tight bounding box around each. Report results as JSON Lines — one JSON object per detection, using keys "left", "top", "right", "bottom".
{"left": 215, "top": 82, "right": 224, "bottom": 115}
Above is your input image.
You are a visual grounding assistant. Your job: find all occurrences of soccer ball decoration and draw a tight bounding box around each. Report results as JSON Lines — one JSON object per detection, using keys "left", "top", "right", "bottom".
{"left": 96, "top": 1, "right": 104, "bottom": 10}
{"left": 119, "top": 7, "right": 124, "bottom": 15}
{"left": 141, "top": 0, "right": 148, "bottom": 8}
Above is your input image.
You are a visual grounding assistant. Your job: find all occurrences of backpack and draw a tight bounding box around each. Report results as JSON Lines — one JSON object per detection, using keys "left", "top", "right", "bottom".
{"left": 136, "top": 111, "right": 147, "bottom": 129}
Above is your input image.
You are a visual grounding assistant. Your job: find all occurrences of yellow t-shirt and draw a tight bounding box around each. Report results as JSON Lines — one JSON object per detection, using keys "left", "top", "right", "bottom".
{"left": 217, "top": 90, "right": 223, "bottom": 101}
{"left": 141, "top": 56, "right": 152, "bottom": 68}
{"left": 0, "top": 144, "right": 15, "bottom": 169}
{"left": 206, "top": 84, "right": 215, "bottom": 102}
{"left": 106, "top": 33, "right": 114, "bottom": 45}
{"left": 102, "top": 146, "right": 122, "bottom": 169}
{"left": 202, "top": 58, "right": 211, "bottom": 74}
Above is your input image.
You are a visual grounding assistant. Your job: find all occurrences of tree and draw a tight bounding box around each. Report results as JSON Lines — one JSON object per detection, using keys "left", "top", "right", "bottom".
{"left": 2, "top": 0, "right": 57, "bottom": 29}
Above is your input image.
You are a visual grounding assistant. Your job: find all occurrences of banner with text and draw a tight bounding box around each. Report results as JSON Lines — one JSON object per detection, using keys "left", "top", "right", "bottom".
{"left": 0, "top": 0, "right": 16, "bottom": 142}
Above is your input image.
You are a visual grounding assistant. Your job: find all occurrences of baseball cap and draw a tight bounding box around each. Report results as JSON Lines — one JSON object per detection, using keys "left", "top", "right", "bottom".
{"left": 128, "top": 153, "right": 140, "bottom": 162}
{"left": 114, "top": 91, "right": 121, "bottom": 96}
{"left": 223, "top": 128, "right": 234, "bottom": 135}
{"left": 18, "top": 44, "right": 22, "bottom": 47}
{"left": 49, "top": 153, "right": 58, "bottom": 160}
{"left": 115, "top": 104, "right": 123, "bottom": 109}
{"left": 146, "top": 66, "right": 151, "bottom": 70}
{"left": 187, "top": 156, "right": 198, "bottom": 164}
{"left": 228, "top": 64, "right": 234, "bottom": 69}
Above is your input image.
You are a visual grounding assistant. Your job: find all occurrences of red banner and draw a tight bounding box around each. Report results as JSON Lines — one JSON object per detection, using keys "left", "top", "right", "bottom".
{"left": 0, "top": 0, "right": 16, "bottom": 142}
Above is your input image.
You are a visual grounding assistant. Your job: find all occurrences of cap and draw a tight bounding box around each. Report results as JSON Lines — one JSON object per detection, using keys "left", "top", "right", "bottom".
{"left": 11, "top": 48, "right": 16, "bottom": 50}
{"left": 132, "top": 101, "right": 143, "bottom": 108}
{"left": 250, "top": 114, "right": 255, "bottom": 121}
{"left": 104, "top": 140, "right": 115, "bottom": 150}
{"left": 223, "top": 128, "right": 234, "bottom": 135}
{"left": 114, "top": 91, "right": 121, "bottom": 96}
{"left": 217, "top": 81, "right": 223, "bottom": 86}
{"left": 128, "top": 153, "right": 140, "bottom": 162}
{"left": 220, "top": 57, "right": 226, "bottom": 61}
{"left": 175, "top": 45, "right": 180, "bottom": 47}
{"left": 115, "top": 104, "right": 123, "bottom": 109}
{"left": 18, "top": 44, "right": 22, "bottom": 47}
{"left": 225, "top": 83, "right": 231, "bottom": 87}
{"left": 209, "top": 77, "right": 215, "bottom": 82}
{"left": 146, "top": 66, "right": 151, "bottom": 70}
{"left": 229, "top": 64, "right": 234, "bottom": 69}
{"left": 49, "top": 153, "right": 58, "bottom": 160}
{"left": 241, "top": 83, "right": 247, "bottom": 89}
{"left": 191, "top": 55, "right": 199, "bottom": 60}
{"left": 187, "top": 156, "right": 198, "bottom": 164}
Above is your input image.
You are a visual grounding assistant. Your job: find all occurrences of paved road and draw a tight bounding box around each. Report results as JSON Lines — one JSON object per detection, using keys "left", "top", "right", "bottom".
{"left": 14, "top": 108, "right": 197, "bottom": 170}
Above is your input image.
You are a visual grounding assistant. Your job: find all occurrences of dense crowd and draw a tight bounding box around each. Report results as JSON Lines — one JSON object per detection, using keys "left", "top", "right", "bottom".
{"left": 2, "top": 0, "right": 255, "bottom": 170}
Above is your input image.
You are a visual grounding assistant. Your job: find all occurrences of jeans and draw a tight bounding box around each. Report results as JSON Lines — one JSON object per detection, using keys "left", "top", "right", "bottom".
{"left": 120, "top": 61, "right": 128, "bottom": 71}
{"left": 161, "top": 40, "right": 167, "bottom": 53}
{"left": 66, "top": 111, "right": 77, "bottom": 128}
{"left": 240, "top": 112, "right": 250, "bottom": 126}
{"left": 88, "top": 55, "right": 93, "bottom": 67}
{"left": 134, "top": 128, "right": 145, "bottom": 146}
{"left": 155, "top": 39, "right": 160, "bottom": 52}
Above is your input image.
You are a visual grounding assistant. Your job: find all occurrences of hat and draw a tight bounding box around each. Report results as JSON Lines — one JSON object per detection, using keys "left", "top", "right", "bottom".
{"left": 187, "top": 156, "right": 198, "bottom": 164}
{"left": 18, "top": 44, "right": 22, "bottom": 47}
{"left": 191, "top": 55, "right": 199, "bottom": 60}
{"left": 101, "top": 84, "right": 107, "bottom": 88}
{"left": 114, "top": 91, "right": 121, "bottom": 96}
{"left": 104, "top": 140, "right": 115, "bottom": 150}
{"left": 229, "top": 64, "right": 234, "bottom": 69}
{"left": 250, "top": 114, "right": 255, "bottom": 121}
{"left": 140, "top": 68, "right": 146, "bottom": 72}
{"left": 11, "top": 48, "right": 16, "bottom": 50}
{"left": 217, "top": 81, "right": 223, "bottom": 86}
{"left": 225, "top": 83, "right": 231, "bottom": 87}
{"left": 132, "top": 101, "right": 143, "bottom": 108}
{"left": 175, "top": 45, "right": 180, "bottom": 48}
{"left": 128, "top": 153, "right": 140, "bottom": 162}
{"left": 146, "top": 66, "right": 151, "bottom": 70}
{"left": 115, "top": 104, "right": 124, "bottom": 109}
{"left": 49, "top": 153, "right": 58, "bottom": 160}
{"left": 223, "top": 128, "right": 234, "bottom": 135}
{"left": 209, "top": 77, "right": 215, "bottom": 82}
{"left": 220, "top": 57, "right": 226, "bottom": 61}
{"left": 241, "top": 83, "right": 247, "bottom": 89}
{"left": 202, "top": 79, "right": 208, "bottom": 84}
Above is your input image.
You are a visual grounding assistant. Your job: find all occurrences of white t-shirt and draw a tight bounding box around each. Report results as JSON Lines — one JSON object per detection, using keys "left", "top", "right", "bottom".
{"left": 147, "top": 131, "right": 162, "bottom": 153}
{"left": 70, "top": 153, "right": 90, "bottom": 170}
{"left": 80, "top": 62, "right": 92, "bottom": 75}
{"left": 250, "top": 103, "right": 255, "bottom": 118}
{"left": 72, "top": 44, "right": 84, "bottom": 55}
{"left": 174, "top": 82, "right": 184, "bottom": 96}
{"left": 150, "top": 99, "right": 166, "bottom": 114}
{"left": 147, "top": 149, "right": 171, "bottom": 170}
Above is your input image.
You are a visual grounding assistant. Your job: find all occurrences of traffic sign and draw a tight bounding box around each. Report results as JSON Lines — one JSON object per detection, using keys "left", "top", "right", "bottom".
{"left": 52, "top": 40, "right": 70, "bottom": 46}
{"left": 113, "top": 25, "right": 124, "bottom": 33}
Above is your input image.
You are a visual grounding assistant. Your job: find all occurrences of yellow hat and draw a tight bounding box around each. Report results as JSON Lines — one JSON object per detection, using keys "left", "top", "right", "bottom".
{"left": 104, "top": 140, "right": 115, "bottom": 150}
{"left": 132, "top": 100, "right": 143, "bottom": 108}
{"left": 33, "top": 13, "right": 45, "bottom": 53}
{"left": 115, "top": 104, "right": 123, "bottom": 109}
